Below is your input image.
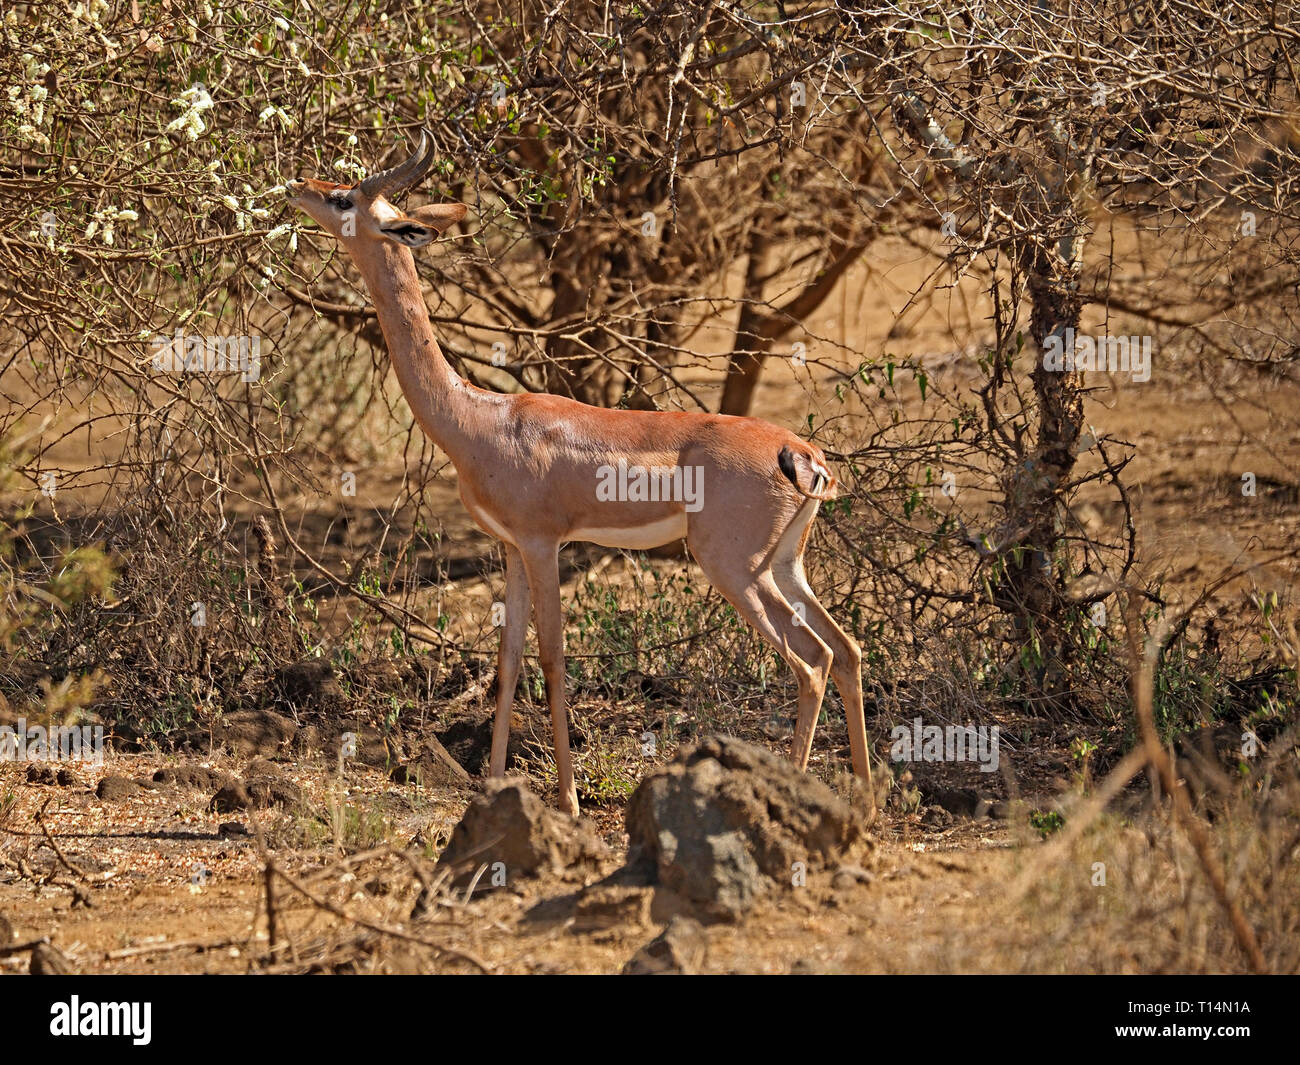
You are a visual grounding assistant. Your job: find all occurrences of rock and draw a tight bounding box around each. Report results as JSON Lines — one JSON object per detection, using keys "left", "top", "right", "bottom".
{"left": 30, "top": 942, "right": 74, "bottom": 975}
{"left": 622, "top": 916, "right": 708, "bottom": 975}
{"left": 213, "top": 709, "right": 297, "bottom": 758}
{"left": 96, "top": 775, "right": 144, "bottom": 801}
{"left": 153, "top": 765, "right": 230, "bottom": 791}
{"left": 434, "top": 779, "right": 609, "bottom": 889}
{"left": 623, "top": 735, "right": 872, "bottom": 921}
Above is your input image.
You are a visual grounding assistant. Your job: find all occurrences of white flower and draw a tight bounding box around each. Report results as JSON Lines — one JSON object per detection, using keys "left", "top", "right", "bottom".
{"left": 171, "top": 84, "right": 213, "bottom": 112}
{"left": 166, "top": 84, "right": 214, "bottom": 141}
{"left": 16, "top": 123, "right": 48, "bottom": 148}
{"left": 258, "top": 104, "right": 295, "bottom": 129}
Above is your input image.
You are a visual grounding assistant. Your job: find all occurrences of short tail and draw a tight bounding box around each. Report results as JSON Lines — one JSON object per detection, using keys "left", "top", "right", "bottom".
{"left": 777, "top": 444, "right": 837, "bottom": 501}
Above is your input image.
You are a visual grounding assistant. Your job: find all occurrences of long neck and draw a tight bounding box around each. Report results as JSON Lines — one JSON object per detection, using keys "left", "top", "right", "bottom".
{"left": 349, "top": 242, "right": 485, "bottom": 463}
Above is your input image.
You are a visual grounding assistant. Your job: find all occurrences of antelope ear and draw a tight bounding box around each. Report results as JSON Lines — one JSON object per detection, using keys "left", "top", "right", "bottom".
{"left": 378, "top": 217, "right": 437, "bottom": 247}
{"left": 379, "top": 203, "right": 466, "bottom": 247}
{"left": 407, "top": 202, "right": 468, "bottom": 234}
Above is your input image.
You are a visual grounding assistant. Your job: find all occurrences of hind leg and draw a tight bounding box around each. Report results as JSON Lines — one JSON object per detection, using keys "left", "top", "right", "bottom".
{"left": 772, "top": 555, "right": 874, "bottom": 805}
{"left": 689, "top": 537, "right": 835, "bottom": 770}
{"left": 741, "top": 575, "right": 836, "bottom": 770}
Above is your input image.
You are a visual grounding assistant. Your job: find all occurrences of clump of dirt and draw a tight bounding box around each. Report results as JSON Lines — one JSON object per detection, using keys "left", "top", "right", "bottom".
{"left": 272, "top": 660, "right": 346, "bottom": 715}
{"left": 434, "top": 779, "right": 610, "bottom": 890}
{"left": 152, "top": 765, "right": 231, "bottom": 791}
{"left": 95, "top": 775, "right": 152, "bottom": 801}
{"left": 570, "top": 884, "right": 654, "bottom": 933}
{"left": 25, "top": 764, "right": 80, "bottom": 787}
{"left": 213, "top": 709, "right": 298, "bottom": 758}
{"left": 434, "top": 711, "right": 537, "bottom": 775}
{"left": 387, "top": 739, "right": 472, "bottom": 788}
{"left": 622, "top": 735, "right": 873, "bottom": 921}
{"left": 209, "top": 759, "right": 303, "bottom": 811}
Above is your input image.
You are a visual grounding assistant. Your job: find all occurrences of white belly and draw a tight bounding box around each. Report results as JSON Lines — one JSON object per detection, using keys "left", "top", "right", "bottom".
{"left": 569, "top": 512, "right": 688, "bottom": 549}
{"left": 464, "top": 500, "right": 516, "bottom": 545}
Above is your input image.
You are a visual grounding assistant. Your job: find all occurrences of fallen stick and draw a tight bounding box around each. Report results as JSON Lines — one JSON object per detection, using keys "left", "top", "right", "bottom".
{"left": 106, "top": 935, "right": 264, "bottom": 961}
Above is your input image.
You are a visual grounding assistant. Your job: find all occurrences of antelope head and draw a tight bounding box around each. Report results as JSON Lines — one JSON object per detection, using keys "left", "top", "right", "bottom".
{"left": 285, "top": 128, "right": 466, "bottom": 248}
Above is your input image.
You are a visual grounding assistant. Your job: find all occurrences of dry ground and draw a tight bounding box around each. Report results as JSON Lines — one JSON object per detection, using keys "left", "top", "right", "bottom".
{"left": 2, "top": 238, "right": 1296, "bottom": 974}
{"left": 0, "top": 749, "right": 1108, "bottom": 975}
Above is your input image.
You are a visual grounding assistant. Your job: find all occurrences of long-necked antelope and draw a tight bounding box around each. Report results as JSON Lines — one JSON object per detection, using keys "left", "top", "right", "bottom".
{"left": 286, "top": 130, "right": 873, "bottom": 816}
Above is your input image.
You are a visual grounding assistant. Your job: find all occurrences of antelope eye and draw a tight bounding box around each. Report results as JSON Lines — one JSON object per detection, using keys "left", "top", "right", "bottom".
{"left": 328, "top": 194, "right": 353, "bottom": 210}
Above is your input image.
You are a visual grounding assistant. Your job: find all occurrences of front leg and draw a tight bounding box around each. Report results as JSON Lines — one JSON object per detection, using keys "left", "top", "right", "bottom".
{"left": 520, "top": 540, "right": 580, "bottom": 816}
{"left": 489, "top": 543, "right": 531, "bottom": 777}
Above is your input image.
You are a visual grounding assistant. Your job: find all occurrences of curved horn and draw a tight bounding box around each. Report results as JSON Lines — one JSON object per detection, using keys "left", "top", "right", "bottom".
{"left": 359, "top": 128, "right": 435, "bottom": 199}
